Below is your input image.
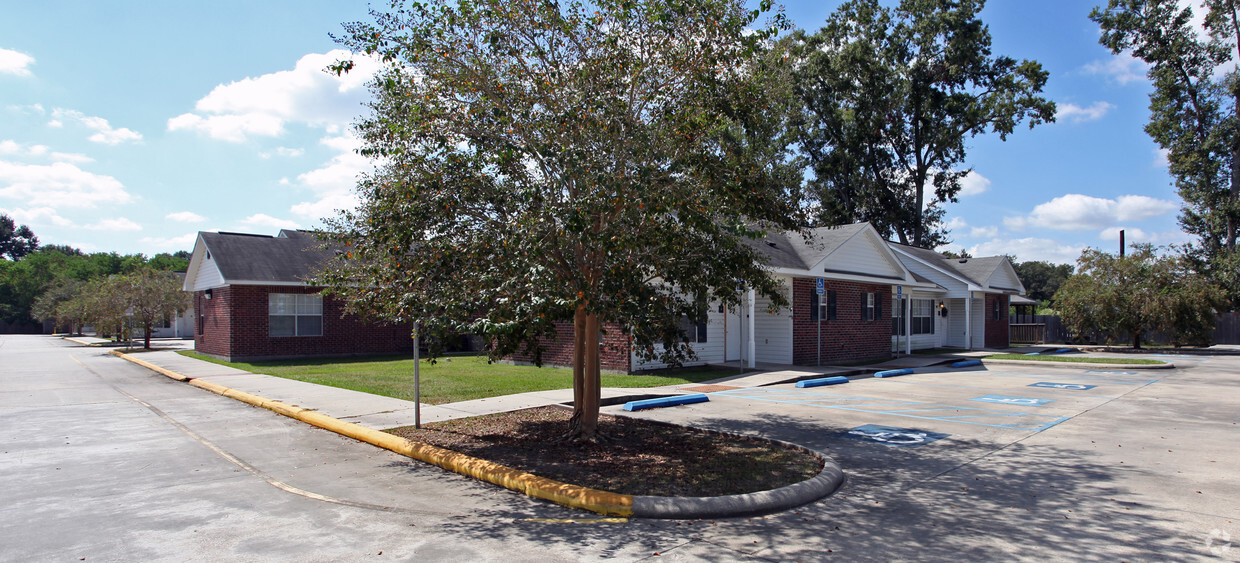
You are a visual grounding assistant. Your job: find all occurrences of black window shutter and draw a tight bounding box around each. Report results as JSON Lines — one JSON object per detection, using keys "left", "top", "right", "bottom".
{"left": 828, "top": 290, "right": 837, "bottom": 320}
{"left": 810, "top": 290, "right": 819, "bottom": 321}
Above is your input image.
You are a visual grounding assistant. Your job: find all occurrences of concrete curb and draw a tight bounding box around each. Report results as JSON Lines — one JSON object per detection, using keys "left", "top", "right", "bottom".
{"left": 64, "top": 337, "right": 100, "bottom": 347}
{"left": 111, "top": 351, "right": 843, "bottom": 519}
{"left": 980, "top": 358, "right": 1174, "bottom": 370}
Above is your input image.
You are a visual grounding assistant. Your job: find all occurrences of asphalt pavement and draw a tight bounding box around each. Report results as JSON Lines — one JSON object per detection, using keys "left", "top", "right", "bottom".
{"left": 3, "top": 334, "right": 1238, "bottom": 561}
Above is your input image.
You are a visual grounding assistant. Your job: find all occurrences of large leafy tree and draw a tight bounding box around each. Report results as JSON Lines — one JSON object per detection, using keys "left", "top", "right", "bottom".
{"left": 1054, "top": 245, "right": 1224, "bottom": 348}
{"left": 791, "top": 0, "right": 1056, "bottom": 247}
{"left": 0, "top": 214, "right": 38, "bottom": 260}
{"left": 1010, "top": 259, "right": 1074, "bottom": 305}
{"left": 324, "top": 0, "right": 804, "bottom": 441}
{"left": 1091, "top": 0, "right": 1240, "bottom": 306}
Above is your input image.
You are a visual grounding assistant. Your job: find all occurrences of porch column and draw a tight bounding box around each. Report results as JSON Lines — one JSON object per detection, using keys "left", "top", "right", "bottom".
{"left": 747, "top": 288, "right": 756, "bottom": 368}
{"left": 905, "top": 297, "right": 912, "bottom": 355}
{"left": 965, "top": 292, "right": 973, "bottom": 350}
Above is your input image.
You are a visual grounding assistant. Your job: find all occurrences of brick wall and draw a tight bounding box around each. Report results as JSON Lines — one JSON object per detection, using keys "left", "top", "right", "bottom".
{"left": 194, "top": 285, "right": 412, "bottom": 361}
{"left": 984, "top": 293, "right": 1010, "bottom": 349}
{"left": 791, "top": 278, "right": 892, "bottom": 365}
{"left": 507, "top": 320, "right": 632, "bottom": 372}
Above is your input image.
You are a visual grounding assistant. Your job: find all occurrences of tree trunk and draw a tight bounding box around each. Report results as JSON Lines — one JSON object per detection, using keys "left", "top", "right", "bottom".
{"left": 144, "top": 325, "right": 152, "bottom": 349}
{"left": 565, "top": 306, "right": 601, "bottom": 441}
{"left": 1132, "top": 329, "right": 1142, "bottom": 350}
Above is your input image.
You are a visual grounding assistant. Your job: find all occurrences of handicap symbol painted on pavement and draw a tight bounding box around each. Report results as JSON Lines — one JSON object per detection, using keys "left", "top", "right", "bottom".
{"left": 1084, "top": 370, "right": 1136, "bottom": 375}
{"left": 838, "top": 424, "right": 949, "bottom": 448}
{"left": 1029, "top": 382, "right": 1097, "bottom": 391}
{"left": 971, "top": 395, "right": 1054, "bottom": 407}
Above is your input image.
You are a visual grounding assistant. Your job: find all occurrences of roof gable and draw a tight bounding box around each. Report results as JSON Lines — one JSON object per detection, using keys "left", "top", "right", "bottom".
{"left": 750, "top": 223, "right": 914, "bottom": 283}
{"left": 889, "top": 243, "right": 1025, "bottom": 294}
{"left": 183, "top": 230, "right": 337, "bottom": 288}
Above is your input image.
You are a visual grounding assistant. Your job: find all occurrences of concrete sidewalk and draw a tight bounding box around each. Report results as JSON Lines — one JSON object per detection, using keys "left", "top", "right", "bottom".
{"left": 116, "top": 350, "right": 707, "bottom": 430}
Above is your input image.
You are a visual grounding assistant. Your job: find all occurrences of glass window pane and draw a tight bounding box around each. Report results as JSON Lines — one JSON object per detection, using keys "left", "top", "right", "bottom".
{"left": 269, "top": 294, "right": 296, "bottom": 315}
{"left": 297, "top": 294, "right": 323, "bottom": 315}
{"left": 297, "top": 315, "right": 323, "bottom": 336}
{"left": 269, "top": 315, "right": 295, "bottom": 337}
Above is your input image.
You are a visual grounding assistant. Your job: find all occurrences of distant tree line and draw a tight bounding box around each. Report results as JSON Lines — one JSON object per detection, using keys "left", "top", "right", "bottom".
{"left": 0, "top": 214, "right": 191, "bottom": 344}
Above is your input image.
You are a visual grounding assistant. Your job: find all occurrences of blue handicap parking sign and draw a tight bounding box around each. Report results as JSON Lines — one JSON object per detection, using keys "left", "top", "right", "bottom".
{"left": 971, "top": 395, "right": 1054, "bottom": 407}
{"left": 838, "top": 424, "right": 949, "bottom": 448}
{"left": 1029, "top": 382, "right": 1096, "bottom": 391}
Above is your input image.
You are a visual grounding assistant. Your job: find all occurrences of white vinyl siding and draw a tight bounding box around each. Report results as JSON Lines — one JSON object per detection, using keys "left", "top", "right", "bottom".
{"left": 188, "top": 253, "right": 224, "bottom": 291}
{"left": 823, "top": 234, "right": 905, "bottom": 279}
{"left": 753, "top": 282, "right": 793, "bottom": 365}
{"left": 632, "top": 303, "right": 726, "bottom": 371}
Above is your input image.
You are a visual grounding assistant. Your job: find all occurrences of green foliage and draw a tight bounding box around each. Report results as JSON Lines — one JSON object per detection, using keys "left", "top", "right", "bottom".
{"left": 0, "top": 246, "right": 191, "bottom": 327}
{"left": 326, "top": 0, "right": 803, "bottom": 438}
{"left": 0, "top": 214, "right": 39, "bottom": 260}
{"left": 1011, "top": 259, "right": 1074, "bottom": 304}
{"left": 1091, "top": 0, "right": 1240, "bottom": 306}
{"left": 790, "top": 0, "right": 1055, "bottom": 247}
{"left": 1054, "top": 244, "right": 1225, "bottom": 348}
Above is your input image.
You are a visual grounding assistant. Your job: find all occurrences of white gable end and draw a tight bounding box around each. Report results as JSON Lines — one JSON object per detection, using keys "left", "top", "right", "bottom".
{"left": 183, "top": 235, "right": 226, "bottom": 291}
{"left": 816, "top": 229, "right": 905, "bottom": 280}
{"left": 987, "top": 262, "right": 1025, "bottom": 293}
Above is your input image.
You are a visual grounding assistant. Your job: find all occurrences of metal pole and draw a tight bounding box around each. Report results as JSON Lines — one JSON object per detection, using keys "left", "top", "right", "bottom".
{"left": 413, "top": 329, "right": 421, "bottom": 429}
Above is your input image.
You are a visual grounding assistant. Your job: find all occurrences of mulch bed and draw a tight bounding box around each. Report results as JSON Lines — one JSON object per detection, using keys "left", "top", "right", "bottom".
{"left": 385, "top": 406, "right": 822, "bottom": 497}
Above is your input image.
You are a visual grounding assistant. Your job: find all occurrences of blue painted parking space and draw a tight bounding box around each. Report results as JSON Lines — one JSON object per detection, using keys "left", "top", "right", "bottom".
{"left": 971, "top": 395, "right": 1054, "bottom": 407}
{"left": 709, "top": 387, "right": 1069, "bottom": 432}
{"left": 838, "top": 424, "right": 949, "bottom": 448}
{"left": 1029, "top": 382, "right": 1097, "bottom": 391}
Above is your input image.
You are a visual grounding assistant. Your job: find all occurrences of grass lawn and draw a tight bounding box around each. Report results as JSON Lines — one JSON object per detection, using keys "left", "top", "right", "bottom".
{"left": 177, "top": 351, "right": 739, "bottom": 404}
{"left": 983, "top": 353, "right": 1166, "bottom": 365}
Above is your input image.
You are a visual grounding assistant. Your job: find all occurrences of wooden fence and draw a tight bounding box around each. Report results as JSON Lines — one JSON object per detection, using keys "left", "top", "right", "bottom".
{"left": 1013, "top": 313, "right": 1240, "bottom": 346}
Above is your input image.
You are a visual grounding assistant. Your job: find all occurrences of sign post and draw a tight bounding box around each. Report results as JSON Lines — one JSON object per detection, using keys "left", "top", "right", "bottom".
{"left": 412, "top": 328, "right": 421, "bottom": 429}
{"left": 816, "top": 278, "right": 824, "bottom": 366}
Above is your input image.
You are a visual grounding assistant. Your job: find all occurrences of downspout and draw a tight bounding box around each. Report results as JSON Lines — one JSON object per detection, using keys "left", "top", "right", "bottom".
{"left": 965, "top": 292, "right": 973, "bottom": 351}
{"left": 747, "top": 288, "right": 756, "bottom": 369}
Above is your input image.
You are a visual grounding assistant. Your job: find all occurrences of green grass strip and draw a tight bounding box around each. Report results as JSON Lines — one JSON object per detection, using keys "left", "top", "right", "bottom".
{"left": 983, "top": 353, "right": 1165, "bottom": 365}
{"left": 177, "top": 351, "right": 737, "bottom": 404}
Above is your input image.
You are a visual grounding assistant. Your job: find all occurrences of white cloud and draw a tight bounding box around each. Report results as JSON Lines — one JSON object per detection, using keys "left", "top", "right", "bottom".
{"left": 944, "top": 217, "right": 968, "bottom": 230}
{"left": 241, "top": 213, "right": 300, "bottom": 230}
{"left": 968, "top": 225, "right": 999, "bottom": 238}
{"left": 958, "top": 170, "right": 991, "bottom": 196}
{"left": 1056, "top": 101, "right": 1115, "bottom": 123}
{"left": 0, "top": 139, "right": 93, "bottom": 163}
{"left": 942, "top": 216, "right": 998, "bottom": 239}
{"left": 85, "top": 217, "right": 142, "bottom": 231}
{"left": 1099, "top": 226, "right": 1192, "bottom": 245}
{"left": 0, "top": 47, "right": 35, "bottom": 76}
{"left": 6, "top": 103, "right": 44, "bottom": 115}
{"left": 0, "top": 206, "right": 73, "bottom": 227}
{"left": 139, "top": 233, "right": 199, "bottom": 251}
{"left": 260, "top": 146, "right": 305, "bottom": 159}
{"left": 168, "top": 49, "right": 380, "bottom": 143}
{"left": 287, "top": 133, "right": 371, "bottom": 220}
{"left": 1153, "top": 147, "right": 1170, "bottom": 168}
{"left": 967, "top": 237, "right": 1088, "bottom": 265}
{"left": 1083, "top": 52, "right": 1148, "bottom": 85}
{"left": 1016, "top": 193, "right": 1177, "bottom": 231}
{"left": 167, "top": 112, "right": 284, "bottom": 142}
{"left": 50, "top": 108, "right": 143, "bottom": 145}
{"left": 0, "top": 160, "right": 131, "bottom": 208}
{"left": 166, "top": 211, "right": 206, "bottom": 222}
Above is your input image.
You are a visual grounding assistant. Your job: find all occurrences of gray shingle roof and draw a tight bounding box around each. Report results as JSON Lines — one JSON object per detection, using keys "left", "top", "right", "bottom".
{"left": 747, "top": 223, "right": 870, "bottom": 270}
{"left": 890, "top": 242, "right": 1006, "bottom": 287}
{"left": 201, "top": 229, "right": 336, "bottom": 284}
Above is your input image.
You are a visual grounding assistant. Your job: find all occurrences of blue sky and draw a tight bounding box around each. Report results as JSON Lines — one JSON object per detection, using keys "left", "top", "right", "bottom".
{"left": 0, "top": 1, "right": 1184, "bottom": 264}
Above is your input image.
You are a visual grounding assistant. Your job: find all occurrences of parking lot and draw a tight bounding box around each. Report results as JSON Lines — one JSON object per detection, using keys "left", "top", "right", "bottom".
{"left": 608, "top": 354, "right": 1239, "bottom": 561}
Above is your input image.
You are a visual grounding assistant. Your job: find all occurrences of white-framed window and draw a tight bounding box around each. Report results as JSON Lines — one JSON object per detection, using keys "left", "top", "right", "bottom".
{"left": 269, "top": 293, "right": 323, "bottom": 337}
{"left": 863, "top": 292, "right": 877, "bottom": 321}
{"left": 912, "top": 299, "right": 934, "bottom": 335}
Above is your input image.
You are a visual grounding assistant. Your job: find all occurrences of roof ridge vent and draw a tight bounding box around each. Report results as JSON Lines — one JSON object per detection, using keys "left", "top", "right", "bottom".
{"left": 958, "top": 259, "right": 968, "bottom": 263}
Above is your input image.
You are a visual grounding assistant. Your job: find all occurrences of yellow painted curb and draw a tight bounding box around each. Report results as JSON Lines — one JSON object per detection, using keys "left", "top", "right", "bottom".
{"left": 109, "top": 350, "right": 189, "bottom": 381}
{"left": 113, "top": 351, "right": 634, "bottom": 517}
